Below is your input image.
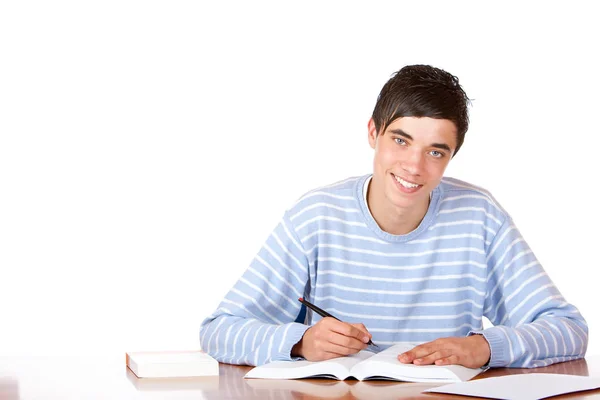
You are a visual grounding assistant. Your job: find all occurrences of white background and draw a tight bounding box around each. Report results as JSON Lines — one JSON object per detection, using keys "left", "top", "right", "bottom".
{"left": 1, "top": 1, "right": 598, "bottom": 358}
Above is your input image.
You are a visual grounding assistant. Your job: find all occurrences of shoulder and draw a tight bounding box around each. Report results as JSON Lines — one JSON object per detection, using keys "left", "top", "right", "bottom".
{"left": 284, "top": 175, "right": 366, "bottom": 224}
{"left": 437, "top": 177, "right": 510, "bottom": 226}
{"left": 292, "top": 175, "right": 364, "bottom": 206}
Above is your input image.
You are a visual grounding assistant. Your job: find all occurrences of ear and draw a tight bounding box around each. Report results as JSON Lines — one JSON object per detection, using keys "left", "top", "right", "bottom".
{"left": 368, "top": 118, "right": 378, "bottom": 149}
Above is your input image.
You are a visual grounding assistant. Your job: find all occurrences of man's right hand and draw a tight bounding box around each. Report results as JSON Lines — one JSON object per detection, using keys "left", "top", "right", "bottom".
{"left": 291, "top": 317, "right": 372, "bottom": 361}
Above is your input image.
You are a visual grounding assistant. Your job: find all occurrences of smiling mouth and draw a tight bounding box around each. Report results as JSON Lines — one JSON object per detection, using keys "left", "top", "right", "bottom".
{"left": 392, "top": 173, "right": 423, "bottom": 189}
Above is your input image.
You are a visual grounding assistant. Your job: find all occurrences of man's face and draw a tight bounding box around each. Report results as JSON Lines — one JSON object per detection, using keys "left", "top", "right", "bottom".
{"left": 368, "top": 116, "right": 457, "bottom": 211}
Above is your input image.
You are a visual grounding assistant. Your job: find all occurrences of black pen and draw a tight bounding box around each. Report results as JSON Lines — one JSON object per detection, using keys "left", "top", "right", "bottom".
{"left": 298, "top": 297, "right": 379, "bottom": 349}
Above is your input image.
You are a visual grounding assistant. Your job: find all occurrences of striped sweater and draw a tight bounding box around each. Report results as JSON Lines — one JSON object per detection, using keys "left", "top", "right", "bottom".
{"left": 199, "top": 174, "right": 588, "bottom": 367}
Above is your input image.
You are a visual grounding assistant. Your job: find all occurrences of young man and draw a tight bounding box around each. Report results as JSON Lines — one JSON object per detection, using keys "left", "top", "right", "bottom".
{"left": 199, "top": 65, "right": 588, "bottom": 369}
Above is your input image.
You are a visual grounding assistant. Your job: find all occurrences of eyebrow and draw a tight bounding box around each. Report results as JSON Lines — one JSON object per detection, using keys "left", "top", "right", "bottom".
{"left": 389, "top": 128, "right": 453, "bottom": 153}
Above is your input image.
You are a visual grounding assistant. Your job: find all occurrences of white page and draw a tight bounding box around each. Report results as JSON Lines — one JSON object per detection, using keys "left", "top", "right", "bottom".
{"left": 424, "top": 373, "right": 600, "bottom": 400}
{"left": 244, "top": 350, "right": 374, "bottom": 380}
{"left": 351, "top": 343, "right": 485, "bottom": 382}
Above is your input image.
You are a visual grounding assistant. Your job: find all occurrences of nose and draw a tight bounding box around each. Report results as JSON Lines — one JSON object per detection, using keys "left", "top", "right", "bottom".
{"left": 401, "top": 150, "right": 424, "bottom": 176}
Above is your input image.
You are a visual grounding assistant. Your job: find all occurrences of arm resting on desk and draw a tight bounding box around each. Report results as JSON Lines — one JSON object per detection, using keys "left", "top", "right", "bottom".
{"left": 200, "top": 212, "right": 310, "bottom": 366}
{"left": 469, "top": 218, "right": 588, "bottom": 368}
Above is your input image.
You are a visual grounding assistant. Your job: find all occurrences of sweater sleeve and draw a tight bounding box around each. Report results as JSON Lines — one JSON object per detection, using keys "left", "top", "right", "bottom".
{"left": 199, "top": 211, "right": 311, "bottom": 366}
{"left": 469, "top": 217, "right": 588, "bottom": 368}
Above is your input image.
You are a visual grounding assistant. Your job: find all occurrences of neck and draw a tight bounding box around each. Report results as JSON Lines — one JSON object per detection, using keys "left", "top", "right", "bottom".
{"left": 366, "top": 178, "right": 430, "bottom": 235}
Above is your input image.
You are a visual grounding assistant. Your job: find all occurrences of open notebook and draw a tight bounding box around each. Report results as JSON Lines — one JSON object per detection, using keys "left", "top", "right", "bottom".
{"left": 245, "top": 343, "right": 486, "bottom": 382}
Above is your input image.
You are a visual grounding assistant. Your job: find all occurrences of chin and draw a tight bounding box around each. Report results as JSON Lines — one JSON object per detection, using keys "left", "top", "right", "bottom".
{"left": 388, "top": 188, "right": 430, "bottom": 209}
{"left": 388, "top": 193, "right": 420, "bottom": 209}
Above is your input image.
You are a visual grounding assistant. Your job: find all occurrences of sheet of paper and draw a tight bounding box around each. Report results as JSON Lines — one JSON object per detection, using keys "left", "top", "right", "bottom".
{"left": 423, "top": 373, "right": 600, "bottom": 400}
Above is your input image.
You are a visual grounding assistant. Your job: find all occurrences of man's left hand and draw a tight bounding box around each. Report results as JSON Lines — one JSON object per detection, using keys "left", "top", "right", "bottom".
{"left": 398, "top": 335, "right": 491, "bottom": 369}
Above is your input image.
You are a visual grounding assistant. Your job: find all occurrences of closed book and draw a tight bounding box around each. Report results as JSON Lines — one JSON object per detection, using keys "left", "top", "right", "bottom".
{"left": 126, "top": 351, "right": 219, "bottom": 378}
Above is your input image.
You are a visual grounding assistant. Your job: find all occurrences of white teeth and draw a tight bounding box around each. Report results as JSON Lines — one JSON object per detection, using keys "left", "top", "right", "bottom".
{"left": 394, "top": 175, "right": 420, "bottom": 188}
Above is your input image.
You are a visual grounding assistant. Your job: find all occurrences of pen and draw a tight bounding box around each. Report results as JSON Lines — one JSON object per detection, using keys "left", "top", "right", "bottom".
{"left": 298, "top": 297, "right": 379, "bottom": 349}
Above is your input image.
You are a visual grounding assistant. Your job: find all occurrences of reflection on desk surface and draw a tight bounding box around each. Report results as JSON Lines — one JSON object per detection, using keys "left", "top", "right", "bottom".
{"left": 0, "top": 354, "right": 599, "bottom": 399}
{"left": 244, "top": 378, "right": 441, "bottom": 400}
{"left": 0, "top": 377, "right": 19, "bottom": 400}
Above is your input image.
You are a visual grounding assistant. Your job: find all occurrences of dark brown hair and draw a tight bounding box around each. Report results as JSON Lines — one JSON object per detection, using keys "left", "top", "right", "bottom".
{"left": 372, "top": 65, "right": 471, "bottom": 156}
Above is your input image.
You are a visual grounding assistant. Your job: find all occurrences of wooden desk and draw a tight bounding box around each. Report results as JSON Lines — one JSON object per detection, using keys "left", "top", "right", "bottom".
{"left": 1, "top": 354, "right": 599, "bottom": 399}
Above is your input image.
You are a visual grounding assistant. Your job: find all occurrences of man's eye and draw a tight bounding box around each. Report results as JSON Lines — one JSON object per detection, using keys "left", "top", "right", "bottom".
{"left": 430, "top": 150, "right": 444, "bottom": 158}
{"left": 394, "top": 138, "right": 406, "bottom": 145}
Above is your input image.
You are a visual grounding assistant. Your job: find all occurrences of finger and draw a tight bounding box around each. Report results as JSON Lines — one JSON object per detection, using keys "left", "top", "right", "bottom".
{"left": 398, "top": 341, "right": 439, "bottom": 363}
{"left": 326, "top": 330, "right": 369, "bottom": 351}
{"left": 302, "top": 345, "right": 353, "bottom": 362}
{"left": 311, "top": 319, "right": 368, "bottom": 351}
{"left": 318, "top": 350, "right": 357, "bottom": 361}
{"left": 326, "top": 319, "right": 371, "bottom": 344}
{"left": 320, "top": 340, "right": 366, "bottom": 356}
{"left": 349, "top": 323, "right": 372, "bottom": 339}
{"left": 413, "top": 349, "right": 452, "bottom": 365}
{"left": 435, "top": 354, "right": 459, "bottom": 366}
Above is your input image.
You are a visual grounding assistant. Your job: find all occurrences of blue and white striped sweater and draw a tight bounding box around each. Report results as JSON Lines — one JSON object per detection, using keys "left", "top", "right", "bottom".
{"left": 200, "top": 174, "right": 587, "bottom": 367}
